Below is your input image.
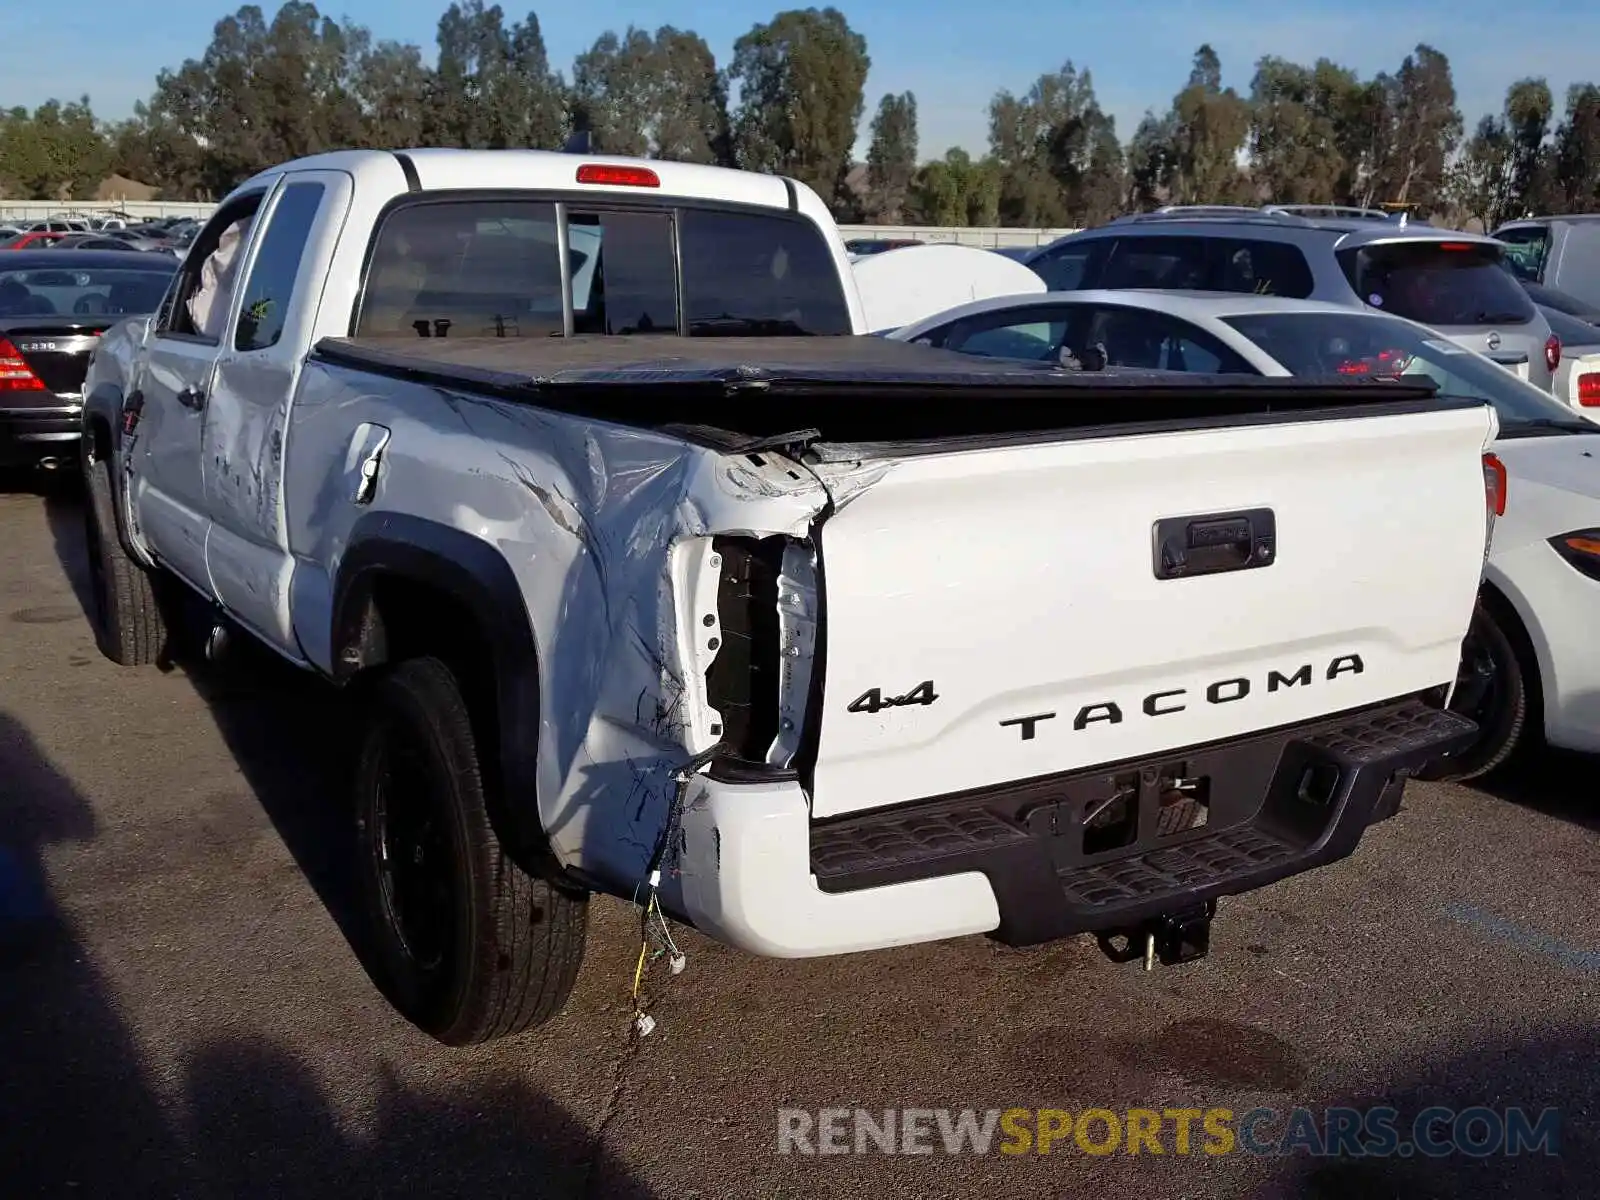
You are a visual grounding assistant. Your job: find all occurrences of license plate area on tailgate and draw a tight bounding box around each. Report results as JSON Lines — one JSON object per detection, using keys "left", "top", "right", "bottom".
{"left": 1018, "top": 741, "right": 1279, "bottom": 875}
{"left": 809, "top": 698, "right": 1478, "bottom": 945}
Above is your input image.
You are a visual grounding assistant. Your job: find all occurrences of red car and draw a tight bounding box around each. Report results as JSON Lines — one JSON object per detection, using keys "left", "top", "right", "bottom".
{"left": 0, "top": 231, "right": 65, "bottom": 250}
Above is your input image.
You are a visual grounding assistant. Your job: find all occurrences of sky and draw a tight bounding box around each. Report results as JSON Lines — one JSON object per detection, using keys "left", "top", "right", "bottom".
{"left": 5, "top": 0, "right": 1598, "bottom": 161}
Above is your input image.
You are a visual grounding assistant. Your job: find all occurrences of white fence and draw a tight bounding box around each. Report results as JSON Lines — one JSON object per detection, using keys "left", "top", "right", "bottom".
{"left": 0, "top": 199, "right": 1077, "bottom": 246}
{"left": 0, "top": 200, "right": 215, "bottom": 221}
{"left": 839, "top": 224, "right": 1080, "bottom": 248}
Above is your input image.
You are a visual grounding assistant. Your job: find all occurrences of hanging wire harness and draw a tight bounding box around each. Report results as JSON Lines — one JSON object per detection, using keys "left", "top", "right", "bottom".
{"left": 629, "top": 740, "right": 724, "bottom": 1037}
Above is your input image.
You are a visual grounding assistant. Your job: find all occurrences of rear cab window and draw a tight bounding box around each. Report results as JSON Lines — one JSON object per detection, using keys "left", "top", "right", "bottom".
{"left": 1337, "top": 240, "right": 1536, "bottom": 326}
{"left": 1097, "top": 235, "right": 1316, "bottom": 298}
{"left": 357, "top": 201, "right": 565, "bottom": 338}
{"left": 1494, "top": 225, "right": 1550, "bottom": 283}
{"left": 353, "top": 199, "right": 853, "bottom": 339}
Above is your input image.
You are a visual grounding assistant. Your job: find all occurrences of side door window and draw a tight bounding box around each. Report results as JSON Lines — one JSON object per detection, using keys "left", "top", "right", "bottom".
{"left": 1214, "top": 239, "right": 1315, "bottom": 298}
{"left": 1099, "top": 237, "right": 1215, "bottom": 290}
{"left": 1494, "top": 226, "right": 1550, "bottom": 283}
{"left": 942, "top": 308, "right": 1072, "bottom": 361}
{"left": 1031, "top": 242, "right": 1097, "bottom": 291}
{"left": 1080, "top": 306, "right": 1255, "bottom": 373}
{"left": 155, "top": 190, "right": 269, "bottom": 343}
{"left": 233, "top": 182, "right": 326, "bottom": 351}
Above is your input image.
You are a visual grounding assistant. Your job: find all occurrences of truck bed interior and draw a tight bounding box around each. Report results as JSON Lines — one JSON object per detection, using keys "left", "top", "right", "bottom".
{"left": 312, "top": 334, "right": 1482, "bottom": 454}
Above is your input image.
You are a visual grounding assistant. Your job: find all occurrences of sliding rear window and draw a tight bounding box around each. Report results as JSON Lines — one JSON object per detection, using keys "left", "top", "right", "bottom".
{"left": 679, "top": 208, "right": 852, "bottom": 335}
{"left": 1337, "top": 240, "right": 1536, "bottom": 326}
{"left": 353, "top": 199, "right": 852, "bottom": 339}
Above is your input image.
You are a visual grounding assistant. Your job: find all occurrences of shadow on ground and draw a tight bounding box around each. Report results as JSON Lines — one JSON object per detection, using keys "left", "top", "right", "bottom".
{"left": 1252, "top": 1025, "right": 1596, "bottom": 1199}
{"left": 1477, "top": 746, "right": 1600, "bottom": 834}
{"left": 0, "top": 709, "right": 653, "bottom": 1198}
{"left": 42, "top": 485, "right": 376, "bottom": 972}
{"left": 39, "top": 476, "right": 94, "bottom": 625}
{"left": 3, "top": 466, "right": 90, "bottom": 623}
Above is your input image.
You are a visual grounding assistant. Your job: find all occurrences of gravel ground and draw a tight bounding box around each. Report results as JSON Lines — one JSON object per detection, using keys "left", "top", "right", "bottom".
{"left": 1, "top": 476, "right": 1595, "bottom": 1199}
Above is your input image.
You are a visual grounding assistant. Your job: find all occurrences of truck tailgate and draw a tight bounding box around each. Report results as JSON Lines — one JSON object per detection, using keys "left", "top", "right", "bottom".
{"left": 805, "top": 405, "right": 1494, "bottom": 818}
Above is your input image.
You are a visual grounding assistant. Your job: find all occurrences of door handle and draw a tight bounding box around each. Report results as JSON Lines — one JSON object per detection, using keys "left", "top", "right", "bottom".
{"left": 1153, "top": 508, "right": 1276, "bottom": 580}
{"left": 176, "top": 386, "right": 206, "bottom": 411}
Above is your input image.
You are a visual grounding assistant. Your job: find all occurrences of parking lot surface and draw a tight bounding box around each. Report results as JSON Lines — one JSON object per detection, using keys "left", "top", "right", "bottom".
{"left": 1, "top": 478, "right": 1596, "bottom": 1199}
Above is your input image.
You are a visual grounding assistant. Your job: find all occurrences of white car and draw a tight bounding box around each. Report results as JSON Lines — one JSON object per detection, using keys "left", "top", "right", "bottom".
{"left": 893, "top": 290, "right": 1600, "bottom": 778}
{"left": 1539, "top": 305, "right": 1600, "bottom": 420}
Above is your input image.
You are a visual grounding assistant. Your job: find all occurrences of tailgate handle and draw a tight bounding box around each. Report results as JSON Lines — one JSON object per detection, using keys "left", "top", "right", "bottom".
{"left": 1154, "top": 508, "right": 1276, "bottom": 580}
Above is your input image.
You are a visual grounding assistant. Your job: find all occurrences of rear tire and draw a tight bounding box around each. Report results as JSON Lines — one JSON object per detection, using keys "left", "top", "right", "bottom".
{"left": 82, "top": 446, "right": 168, "bottom": 666}
{"left": 1417, "top": 599, "right": 1532, "bottom": 783}
{"left": 354, "top": 656, "right": 587, "bottom": 1045}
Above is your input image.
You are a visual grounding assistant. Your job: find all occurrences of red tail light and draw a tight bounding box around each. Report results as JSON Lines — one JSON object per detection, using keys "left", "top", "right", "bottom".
{"left": 1545, "top": 334, "right": 1562, "bottom": 373}
{"left": 1335, "top": 349, "right": 1409, "bottom": 376}
{"left": 1438, "top": 242, "right": 1475, "bottom": 251}
{"left": 1483, "top": 452, "right": 1508, "bottom": 518}
{"left": 1578, "top": 374, "right": 1600, "bottom": 407}
{"left": 575, "top": 163, "right": 660, "bottom": 188}
{"left": 0, "top": 338, "right": 46, "bottom": 392}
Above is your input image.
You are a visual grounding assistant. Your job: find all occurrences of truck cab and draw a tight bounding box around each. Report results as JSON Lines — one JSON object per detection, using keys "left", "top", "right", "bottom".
{"left": 93, "top": 150, "right": 867, "bottom": 655}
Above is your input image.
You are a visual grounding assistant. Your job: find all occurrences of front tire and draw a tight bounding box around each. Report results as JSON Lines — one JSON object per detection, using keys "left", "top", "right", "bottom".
{"left": 1418, "top": 599, "right": 1532, "bottom": 783}
{"left": 354, "top": 656, "right": 587, "bottom": 1045}
{"left": 82, "top": 446, "right": 168, "bottom": 666}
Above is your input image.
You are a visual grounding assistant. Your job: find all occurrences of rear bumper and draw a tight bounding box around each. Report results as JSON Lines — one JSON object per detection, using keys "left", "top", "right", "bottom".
{"left": 670, "top": 696, "right": 1475, "bottom": 957}
{"left": 0, "top": 403, "right": 80, "bottom": 466}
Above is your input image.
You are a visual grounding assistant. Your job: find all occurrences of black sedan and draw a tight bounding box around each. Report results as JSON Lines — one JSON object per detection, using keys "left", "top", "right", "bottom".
{"left": 0, "top": 250, "right": 176, "bottom": 470}
{"left": 1520, "top": 279, "right": 1600, "bottom": 326}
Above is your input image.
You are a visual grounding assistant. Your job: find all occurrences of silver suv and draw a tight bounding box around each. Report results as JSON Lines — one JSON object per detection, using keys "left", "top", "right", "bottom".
{"left": 1024, "top": 211, "right": 1563, "bottom": 392}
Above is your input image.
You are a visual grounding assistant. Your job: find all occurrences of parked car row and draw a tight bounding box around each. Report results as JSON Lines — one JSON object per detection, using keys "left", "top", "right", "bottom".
{"left": 0, "top": 214, "right": 198, "bottom": 257}
{"left": 1012, "top": 209, "right": 1568, "bottom": 392}
{"left": 0, "top": 249, "right": 179, "bottom": 470}
{"left": 851, "top": 207, "right": 1599, "bottom": 785}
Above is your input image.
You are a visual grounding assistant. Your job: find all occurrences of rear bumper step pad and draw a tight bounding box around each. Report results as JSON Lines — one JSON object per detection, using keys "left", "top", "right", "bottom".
{"left": 810, "top": 697, "right": 1476, "bottom": 946}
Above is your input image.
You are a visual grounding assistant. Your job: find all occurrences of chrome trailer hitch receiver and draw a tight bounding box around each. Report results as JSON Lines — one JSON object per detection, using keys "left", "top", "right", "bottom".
{"left": 1095, "top": 900, "right": 1217, "bottom": 970}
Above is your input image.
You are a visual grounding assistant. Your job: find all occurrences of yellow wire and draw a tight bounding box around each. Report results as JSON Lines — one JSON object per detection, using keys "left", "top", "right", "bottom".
{"left": 631, "top": 892, "right": 659, "bottom": 1008}
{"left": 631, "top": 938, "right": 648, "bottom": 1003}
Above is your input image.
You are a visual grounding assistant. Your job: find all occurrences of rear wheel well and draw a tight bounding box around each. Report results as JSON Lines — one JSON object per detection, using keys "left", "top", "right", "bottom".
{"left": 340, "top": 575, "right": 502, "bottom": 808}
{"left": 85, "top": 414, "right": 113, "bottom": 464}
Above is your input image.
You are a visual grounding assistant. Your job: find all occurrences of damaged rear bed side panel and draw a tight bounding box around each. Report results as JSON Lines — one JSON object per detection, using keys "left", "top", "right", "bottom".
{"left": 285, "top": 359, "right": 836, "bottom": 889}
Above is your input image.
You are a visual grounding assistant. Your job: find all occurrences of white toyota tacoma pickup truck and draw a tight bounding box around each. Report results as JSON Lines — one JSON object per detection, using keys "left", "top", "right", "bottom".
{"left": 81, "top": 148, "right": 1497, "bottom": 1046}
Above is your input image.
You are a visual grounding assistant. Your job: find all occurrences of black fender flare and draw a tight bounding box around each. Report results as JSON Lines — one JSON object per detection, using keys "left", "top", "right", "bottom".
{"left": 81, "top": 381, "right": 124, "bottom": 453}
{"left": 81, "top": 382, "right": 146, "bottom": 562}
{"left": 332, "top": 512, "right": 562, "bottom": 880}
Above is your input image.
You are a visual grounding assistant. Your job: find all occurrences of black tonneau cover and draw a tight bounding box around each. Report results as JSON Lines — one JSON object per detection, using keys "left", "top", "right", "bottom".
{"left": 311, "top": 334, "right": 1473, "bottom": 454}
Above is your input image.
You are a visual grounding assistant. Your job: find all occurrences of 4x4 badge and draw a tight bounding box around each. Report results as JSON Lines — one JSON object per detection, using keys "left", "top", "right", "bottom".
{"left": 847, "top": 681, "right": 939, "bottom": 714}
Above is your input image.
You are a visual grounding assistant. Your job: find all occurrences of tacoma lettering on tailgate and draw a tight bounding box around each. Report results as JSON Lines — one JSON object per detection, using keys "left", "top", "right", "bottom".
{"left": 998, "top": 654, "right": 1366, "bottom": 741}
